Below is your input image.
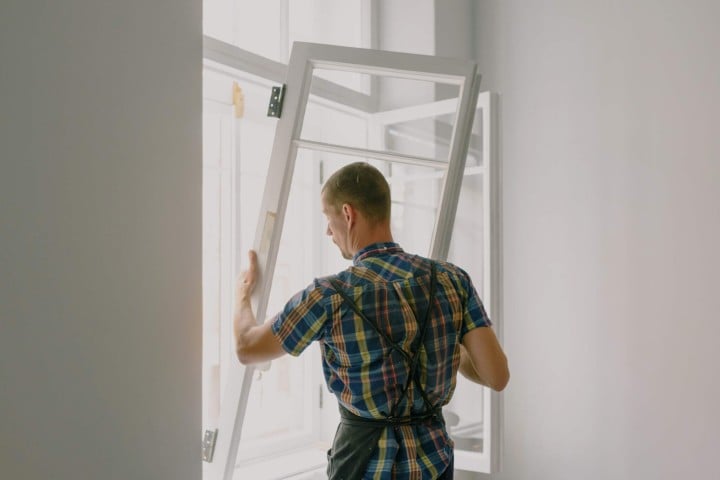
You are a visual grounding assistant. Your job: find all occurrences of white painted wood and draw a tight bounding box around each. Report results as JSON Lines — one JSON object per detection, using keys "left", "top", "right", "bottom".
{"left": 278, "top": 0, "right": 290, "bottom": 63}
{"left": 483, "top": 91, "right": 503, "bottom": 473}
{"left": 362, "top": 0, "right": 380, "bottom": 106}
{"left": 428, "top": 73, "right": 480, "bottom": 260}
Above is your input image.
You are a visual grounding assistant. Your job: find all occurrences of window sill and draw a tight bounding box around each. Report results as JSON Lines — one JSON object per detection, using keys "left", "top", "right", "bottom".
{"left": 234, "top": 444, "right": 328, "bottom": 480}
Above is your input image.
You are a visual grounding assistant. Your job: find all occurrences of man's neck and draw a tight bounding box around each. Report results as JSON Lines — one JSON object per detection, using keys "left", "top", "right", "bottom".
{"left": 350, "top": 226, "right": 393, "bottom": 257}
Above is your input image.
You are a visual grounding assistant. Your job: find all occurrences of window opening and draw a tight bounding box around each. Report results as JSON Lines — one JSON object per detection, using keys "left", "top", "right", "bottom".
{"left": 202, "top": 37, "right": 501, "bottom": 480}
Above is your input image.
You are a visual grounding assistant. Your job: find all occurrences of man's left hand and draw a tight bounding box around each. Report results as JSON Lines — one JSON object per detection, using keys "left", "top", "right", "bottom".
{"left": 236, "top": 250, "right": 259, "bottom": 304}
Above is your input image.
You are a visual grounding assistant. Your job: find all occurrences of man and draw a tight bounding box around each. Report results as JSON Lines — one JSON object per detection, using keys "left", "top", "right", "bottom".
{"left": 234, "top": 162, "right": 509, "bottom": 480}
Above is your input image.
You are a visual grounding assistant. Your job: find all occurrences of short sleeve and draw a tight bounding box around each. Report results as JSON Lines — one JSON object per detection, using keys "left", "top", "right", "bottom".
{"left": 270, "top": 282, "right": 328, "bottom": 356}
{"left": 460, "top": 272, "right": 492, "bottom": 338}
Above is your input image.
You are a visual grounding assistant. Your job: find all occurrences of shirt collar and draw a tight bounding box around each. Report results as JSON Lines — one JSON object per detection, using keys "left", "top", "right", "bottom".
{"left": 352, "top": 242, "right": 404, "bottom": 265}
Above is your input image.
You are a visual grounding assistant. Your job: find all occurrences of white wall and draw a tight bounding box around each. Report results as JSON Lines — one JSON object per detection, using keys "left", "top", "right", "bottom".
{"left": 467, "top": 1, "right": 720, "bottom": 479}
{"left": 0, "top": 1, "right": 202, "bottom": 479}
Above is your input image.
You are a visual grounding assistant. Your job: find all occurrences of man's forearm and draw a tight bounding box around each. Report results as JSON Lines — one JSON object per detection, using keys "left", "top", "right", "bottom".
{"left": 232, "top": 249, "right": 285, "bottom": 365}
{"left": 458, "top": 345, "right": 488, "bottom": 386}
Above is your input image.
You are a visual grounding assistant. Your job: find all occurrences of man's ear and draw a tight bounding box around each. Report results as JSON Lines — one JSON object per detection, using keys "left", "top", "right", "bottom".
{"left": 341, "top": 203, "right": 355, "bottom": 226}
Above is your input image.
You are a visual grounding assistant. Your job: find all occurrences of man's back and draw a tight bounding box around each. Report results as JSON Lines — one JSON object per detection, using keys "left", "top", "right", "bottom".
{"left": 271, "top": 242, "right": 491, "bottom": 478}
{"left": 235, "top": 162, "right": 506, "bottom": 479}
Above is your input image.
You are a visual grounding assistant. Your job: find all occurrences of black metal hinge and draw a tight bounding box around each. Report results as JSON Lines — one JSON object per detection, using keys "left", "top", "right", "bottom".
{"left": 267, "top": 84, "right": 286, "bottom": 118}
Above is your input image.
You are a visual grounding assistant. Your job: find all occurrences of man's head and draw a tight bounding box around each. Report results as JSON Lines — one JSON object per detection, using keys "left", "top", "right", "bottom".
{"left": 321, "top": 162, "right": 392, "bottom": 259}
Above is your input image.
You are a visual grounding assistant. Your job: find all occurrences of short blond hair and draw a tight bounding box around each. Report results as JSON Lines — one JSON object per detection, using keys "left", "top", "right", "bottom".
{"left": 322, "top": 162, "right": 391, "bottom": 224}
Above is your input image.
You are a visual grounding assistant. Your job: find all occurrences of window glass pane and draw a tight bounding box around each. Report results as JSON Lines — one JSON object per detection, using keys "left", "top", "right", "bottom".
{"left": 203, "top": 0, "right": 236, "bottom": 46}
{"left": 384, "top": 112, "right": 460, "bottom": 164}
{"left": 204, "top": 0, "right": 369, "bottom": 71}
{"left": 204, "top": 0, "right": 286, "bottom": 62}
{"left": 301, "top": 96, "right": 369, "bottom": 150}
{"left": 289, "top": 0, "right": 367, "bottom": 91}
{"left": 289, "top": 0, "right": 364, "bottom": 48}
{"left": 447, "top": 172, "right": 485, "bottom": 293}
{"left": 446, "top": 378, "right": 486, "bottom": 453}
{"left": 435, "top": 108, "right": 484, "bottom": 168}
{"left": 301, "top": 69, "right": 461, "bottom": 163}
{"left": 389, "top": 163, "right": 442, "bottom": 255}
{"left": 239, "top": 361, "right": 309, "bottom": 441}
{"left": 237, "top": 146, "right": 322, "bottom": 459}
{"left": 446, "top": 171, "right": 486, "bottom": 454}
{"left": 203, "top": 170, "right": 221, "bottom": 254}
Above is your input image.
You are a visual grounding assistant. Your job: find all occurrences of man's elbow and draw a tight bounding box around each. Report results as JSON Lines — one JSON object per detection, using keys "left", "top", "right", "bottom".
{"left": 488, "top": 364, "right": 510, "bottom": 392}
{"left": 236, "top": 338, "right": 271, "bottom": 366}
{"left": 235, "top": 335, "right": 255, "bottom": 365}
{"left": 236, "top": 347, "right": 251, "bottom": 365}
{"left": 237, "top": 342, "right": 266, "bottom": 366}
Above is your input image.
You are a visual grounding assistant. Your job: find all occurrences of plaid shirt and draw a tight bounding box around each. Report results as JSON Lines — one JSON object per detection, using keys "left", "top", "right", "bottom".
{"left": 271, "top": 242, "right": 491, "bottom": 479}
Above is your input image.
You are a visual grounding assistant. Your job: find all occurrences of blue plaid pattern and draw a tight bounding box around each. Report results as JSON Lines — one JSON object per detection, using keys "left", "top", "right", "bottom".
{"left": 271, "top": 242, "right": 491, "bottom": 479}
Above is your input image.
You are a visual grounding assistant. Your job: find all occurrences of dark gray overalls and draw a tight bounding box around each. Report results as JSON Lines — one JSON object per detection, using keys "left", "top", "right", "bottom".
{"left": 326, "top": 263, "right": 453, "bottom": 480}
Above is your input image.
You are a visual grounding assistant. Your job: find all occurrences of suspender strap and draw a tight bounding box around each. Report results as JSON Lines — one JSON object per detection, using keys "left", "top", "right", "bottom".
{"left": 329, "top": 262, "right": 439, "bottom": 422}
{"left": 391, "top": 262, "right": 438, "bottom": 418}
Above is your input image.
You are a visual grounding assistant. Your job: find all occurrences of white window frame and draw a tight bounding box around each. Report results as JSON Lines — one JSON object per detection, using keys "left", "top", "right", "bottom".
{"left": 204, "top": 41, "right": 504, "bottom": 480}
{"left": 367, "top": 92, "right": 501, "bottom": 473}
